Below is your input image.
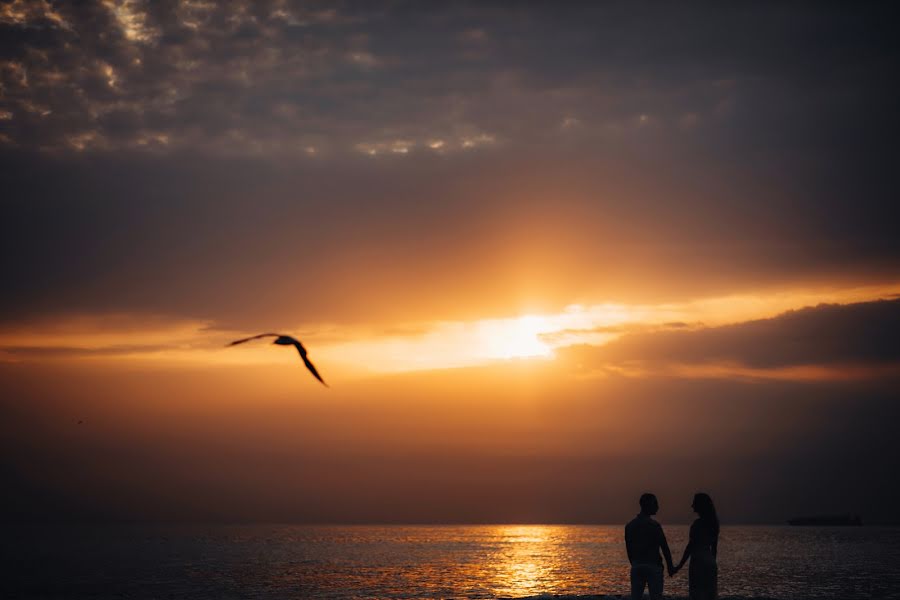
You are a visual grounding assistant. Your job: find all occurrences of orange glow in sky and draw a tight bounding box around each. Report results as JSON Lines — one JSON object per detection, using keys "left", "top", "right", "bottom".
{"left": 2, "top": 281, "right": 898, "bottom": 378}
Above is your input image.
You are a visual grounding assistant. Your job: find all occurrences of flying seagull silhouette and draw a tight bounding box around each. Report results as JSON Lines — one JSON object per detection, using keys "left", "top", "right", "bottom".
{"left": 227, "top": 333, "right": 327, "bottom": 386}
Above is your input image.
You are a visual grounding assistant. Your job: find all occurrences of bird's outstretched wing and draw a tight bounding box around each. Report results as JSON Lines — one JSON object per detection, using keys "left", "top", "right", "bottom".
{"left": 226, "top": 333, "right": 281, "bottom": 346}
{"left": 226, "top": 333, "right": 328, "bottom": 386}
{"left": 293, "top": 343, "right": 328, "bottom": 386}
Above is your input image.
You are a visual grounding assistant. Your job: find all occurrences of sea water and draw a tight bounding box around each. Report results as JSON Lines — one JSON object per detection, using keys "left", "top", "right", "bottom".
{"left": 4, "top": 525, "right": 900, "bottom": 598}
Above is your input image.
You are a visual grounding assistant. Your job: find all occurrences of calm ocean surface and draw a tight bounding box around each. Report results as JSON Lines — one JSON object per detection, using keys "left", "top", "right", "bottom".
{"left": 3, "top": 525, "right": 899, "bottom": 599}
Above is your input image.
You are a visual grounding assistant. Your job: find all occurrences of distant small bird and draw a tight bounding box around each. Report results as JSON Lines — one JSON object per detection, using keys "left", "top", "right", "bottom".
{"left": 226, "top": 333, "right": 327, "bottom": 386}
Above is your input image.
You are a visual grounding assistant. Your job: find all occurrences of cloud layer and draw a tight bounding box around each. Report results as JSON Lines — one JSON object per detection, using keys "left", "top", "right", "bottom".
{"left": 1, "top": 1, "right": 898, "bottom": 160}
{"left": 1, "top": 2, "right": 898, "bottom": 333}
{"left": 560, "top": 298, "right": 900, "bottom": 378}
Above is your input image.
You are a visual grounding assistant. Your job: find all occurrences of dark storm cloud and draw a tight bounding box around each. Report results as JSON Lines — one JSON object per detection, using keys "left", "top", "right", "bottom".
{"left": 1, "top": 1, "right": 897, "bottom": 156}
{"left": 560, "top": 298, "right": 900, "bottom": 372}
{"left": 1, "top": 2, "right": 898, "bottom": 326}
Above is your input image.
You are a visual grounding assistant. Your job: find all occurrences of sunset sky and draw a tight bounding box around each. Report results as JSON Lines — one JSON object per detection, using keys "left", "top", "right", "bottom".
{"left": 1, "top": 1, "right": 898, "bottom": 525}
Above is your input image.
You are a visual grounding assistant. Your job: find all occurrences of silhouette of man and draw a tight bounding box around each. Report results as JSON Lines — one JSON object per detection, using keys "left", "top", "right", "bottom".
{"left": 625, "top": 493, "right": 676, "bottom": 600}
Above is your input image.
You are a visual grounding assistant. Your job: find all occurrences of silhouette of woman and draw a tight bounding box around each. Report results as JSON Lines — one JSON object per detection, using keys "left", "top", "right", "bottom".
{"left": 674, "top": 493, "right": 719, "bottom": 600}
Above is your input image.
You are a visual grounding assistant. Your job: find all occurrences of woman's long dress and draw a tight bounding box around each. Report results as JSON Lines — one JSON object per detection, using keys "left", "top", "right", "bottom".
{"left": 688, "top": 518, "right": 718, "bottom": 600}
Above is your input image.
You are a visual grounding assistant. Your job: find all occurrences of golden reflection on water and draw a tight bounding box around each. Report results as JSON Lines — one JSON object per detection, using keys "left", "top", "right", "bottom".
{"left": 490, "top": 526, "right": 555, "bottom": 597}
{"left": 469, "top": 524, "right": 632, "bottom": 597}
{"left": 13, "top": 524, "right": 900, "bottom": 598}
{"left": 263, "top": 524, "right": 638, "bottom": 597}
{"left": 258, "top": 524, "right": 655, "bottom": 597}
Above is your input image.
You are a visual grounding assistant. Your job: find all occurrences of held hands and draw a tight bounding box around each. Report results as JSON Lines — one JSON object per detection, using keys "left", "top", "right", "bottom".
{"left": 668, "top": 564, "right": 681, "bottom": 577}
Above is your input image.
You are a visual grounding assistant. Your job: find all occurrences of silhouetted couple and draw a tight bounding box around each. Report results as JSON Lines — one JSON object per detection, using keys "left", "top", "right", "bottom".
{"left": 625, "top": 492, "right": 719, "bottom": 600}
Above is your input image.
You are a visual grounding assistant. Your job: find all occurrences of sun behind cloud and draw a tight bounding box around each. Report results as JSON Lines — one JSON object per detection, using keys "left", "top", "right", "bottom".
{"left": 478, "top": 315, "right": 554, "bottom": 360}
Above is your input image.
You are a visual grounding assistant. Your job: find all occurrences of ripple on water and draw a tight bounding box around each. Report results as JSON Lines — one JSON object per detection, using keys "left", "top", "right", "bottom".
{"left": 3, "top": 524, "right": 900, "bottom": 599}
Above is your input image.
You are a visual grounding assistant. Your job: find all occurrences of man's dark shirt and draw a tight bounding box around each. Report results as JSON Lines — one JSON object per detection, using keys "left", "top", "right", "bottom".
{"left": 625, "top": 513, "right": 666, "bottom": 566}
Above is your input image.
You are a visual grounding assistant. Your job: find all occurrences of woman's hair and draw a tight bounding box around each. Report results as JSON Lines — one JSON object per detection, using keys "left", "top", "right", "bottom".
{"left": 693, "top": 492, "right": 720, "bottom": 535}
